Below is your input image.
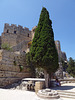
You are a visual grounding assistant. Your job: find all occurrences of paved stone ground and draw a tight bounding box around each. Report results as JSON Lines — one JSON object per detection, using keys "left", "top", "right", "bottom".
{"left": 52, "top": 83, "right": 75, "bottom": 91}
{"left": 0, "top": 89, "right": 36, "bottom": 100}
{"left": 0, "top": 83, "right": 75, "bottom": 100}
{"left": 51, "top": 83, "right": 75, "bottom": 100}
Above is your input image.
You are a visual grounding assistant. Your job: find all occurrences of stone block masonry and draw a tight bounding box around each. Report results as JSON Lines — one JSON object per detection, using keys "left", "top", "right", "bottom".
{"left": 1, "top": 23, "right": 32, "bottom": 47}
{"left": 0, "top": 23, "right": 35, "bottom": 87}
{"left": 0, "top": 50, "right": 32, "bottom": 87}
{"left": 12, "top": 40, "right": 29, "bottom": 52}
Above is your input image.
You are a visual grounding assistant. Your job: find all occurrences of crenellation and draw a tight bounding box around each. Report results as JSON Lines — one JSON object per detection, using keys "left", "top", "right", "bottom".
{"left": 1, "top": 23, "right": 32, "bottom": 48}
{"left": 3, "top": 23, "right": 31, "bottom": 35}
{"left": 18, "top": 25, "right": 23, "bottom": 29}
{"left": 24, "top": 27, "right": 29, "bottom": 31}
{"left": 11, "top": 24, "right": 17, "bottom": 27}
{"left": 4, "top": 23, "right": 10, "bottom": 28}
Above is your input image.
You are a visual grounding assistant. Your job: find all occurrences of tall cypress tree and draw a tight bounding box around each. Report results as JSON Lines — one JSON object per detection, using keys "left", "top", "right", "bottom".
{"left": 29, "top": 7, "right": 59, "bottom": 87}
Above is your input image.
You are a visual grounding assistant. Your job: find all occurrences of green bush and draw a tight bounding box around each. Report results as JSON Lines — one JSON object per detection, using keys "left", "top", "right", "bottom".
{"left": 1, "top": 43, "right": 12, "bottom": 51}
{"left": 19, "top": 65, "right": 24, "bottom": 72}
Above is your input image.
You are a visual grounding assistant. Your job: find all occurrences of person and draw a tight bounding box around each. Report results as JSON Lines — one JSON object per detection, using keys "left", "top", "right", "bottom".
{"left": 55, "top": 78, "right": 61, "bottom": 86}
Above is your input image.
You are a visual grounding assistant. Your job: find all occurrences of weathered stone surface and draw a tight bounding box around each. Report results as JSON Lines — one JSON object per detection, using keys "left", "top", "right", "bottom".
{"left": 0, "top": 50, "right": 32, "bottom": 87}
{"left": 0, "top": 50, "right": 2, "bottom": 61}
{"left": 35, "top": 82, "right": 45, "bottom": 93}
{"left": 12, "top": 40, "right": 29, "bottom": 52}
{"left": 0, "top": 23, "right": 34, "bottom": 87}
{"left": 0, "top": 70, "right": 31, "bottom": 78}
{"left": 0, "top": 77, "right": 20, "bottom": 87}
{"left": 36, "top": 89, "right": 60, "bottom": 100}
{"left": 2, "top": 23, "right": 32, "bottom": 48}
{"left": 55, "top": 41, "right": 67, "bottom": 79}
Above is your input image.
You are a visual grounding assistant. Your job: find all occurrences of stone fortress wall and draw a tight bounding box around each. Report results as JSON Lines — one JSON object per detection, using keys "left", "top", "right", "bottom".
{"left": 55, "top": 40, "right": 67, "bottom": 62}
{"left": 0, "top": 23, "right": 33, "bottom": 87}
{"left": 1, "top": 23, "right": 32, "bottom": 48}
{"left": 55, "top": 40, "right": 67, "bottom": 78}
{"left": 0, "top": 50, "right": 32, "bottom": 87}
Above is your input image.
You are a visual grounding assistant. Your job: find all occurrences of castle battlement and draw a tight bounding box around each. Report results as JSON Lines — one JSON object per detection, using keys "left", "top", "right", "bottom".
{"left": 4, "top": 23, "right": 31, "bottom": 34}
{"left": 1, "top": 23, "right": 32, "bottom": 47}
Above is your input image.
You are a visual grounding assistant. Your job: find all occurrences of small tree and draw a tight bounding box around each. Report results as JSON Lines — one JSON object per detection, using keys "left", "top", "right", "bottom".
{"left": 27, "top": 7, "right": 59, "bottom": 88}
{"left": 67, "top": 57, "right": 75, "bottom": 77}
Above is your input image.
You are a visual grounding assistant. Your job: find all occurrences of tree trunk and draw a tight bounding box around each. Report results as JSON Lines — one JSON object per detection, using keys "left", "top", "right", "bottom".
{"left": 44, "top": 70, "right": 50, "bottom": 88}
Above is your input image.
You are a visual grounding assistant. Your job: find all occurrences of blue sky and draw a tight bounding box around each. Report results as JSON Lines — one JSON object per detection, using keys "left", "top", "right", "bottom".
{"left": 0, "top": 0, "right": 75, "bottom": 59}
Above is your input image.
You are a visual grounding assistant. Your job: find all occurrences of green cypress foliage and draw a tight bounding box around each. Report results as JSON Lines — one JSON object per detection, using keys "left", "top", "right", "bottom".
{"left": 30, "top": 7, "right": 59, "bottom": 74}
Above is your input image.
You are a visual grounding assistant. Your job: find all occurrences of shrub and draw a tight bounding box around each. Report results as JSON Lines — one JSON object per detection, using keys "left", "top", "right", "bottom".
{"left": 19, "top": 65, "right": 24, "bottom": 72}
{"left": 1, "top": 43, "right": 12, "bottom": 51}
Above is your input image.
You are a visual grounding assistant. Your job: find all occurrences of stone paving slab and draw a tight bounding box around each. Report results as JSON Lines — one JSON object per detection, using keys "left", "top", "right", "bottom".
{"left": 51, "top": 83, "right": 75, "bottom": 100}
{"left": 0, "top": 83, "right": 75, "bottom": 100}
{"left": 0, "top": 89, "right": 36, "bottom": 100}
{"left": 52, "top": 83, "right": 75, "bottom": 91}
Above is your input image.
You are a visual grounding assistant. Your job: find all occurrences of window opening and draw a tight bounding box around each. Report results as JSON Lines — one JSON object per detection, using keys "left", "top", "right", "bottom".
{"left": 28, "top": 33, "right": 29, "bottom": 37}
{"left": 7, "top": 30, "right": 9, "bottom": 33}
{"left": 14, "top": 31, "right": 16, "bottom": 34}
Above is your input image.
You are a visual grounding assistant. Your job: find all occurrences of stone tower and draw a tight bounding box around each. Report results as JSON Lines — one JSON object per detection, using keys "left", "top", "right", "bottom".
{"left": 55, "top": 41, "right": 67, "bottom": 79}
{"left": 55, "top": 40, "right": 67, "bottom": 62}
{"left": 1, "top": 23, "right": 33, "bottom": 52}
{"left": 31, "top": 26, "right": 37, "bottom": 40}
{"left": 1, "top": 23, "right": 32, "bottom": 47}
{"left": 55, "top": 41, "right": 62, "bottom": 62}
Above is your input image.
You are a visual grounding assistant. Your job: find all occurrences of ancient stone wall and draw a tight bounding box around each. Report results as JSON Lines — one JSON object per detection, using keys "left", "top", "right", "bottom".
{"left": 12, "top": 40, "right": 29, "bottom": 52}
{"left": 55, "top": 41, "right": 62, "bottom": 62}
{"left": 55, "top": 41, "right": 67, "bottom": 79}
{"left": 61, "top": 52, "right": 67, "bottom": 62}
{"left": 55, "top": 40, "right": 67, "bottom": 62}
{"left": 0, "top": 50, "right": 2, "bottom": 61}
{"left": 31, "top": 26, "right": 37, "bottom": 40}
{"left": 0, "top": 50, "right": 32, "bottom": 87}
{"left": 2, "top": 32, "right": 17, "bottom": 46}
{"left": 1, "top": 23, "right": 32, "bottom": 47}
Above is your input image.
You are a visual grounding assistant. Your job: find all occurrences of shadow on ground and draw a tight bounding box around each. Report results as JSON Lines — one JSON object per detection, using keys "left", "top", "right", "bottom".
{"left": 51, "top": 86, "right": 75, "bottom": 90}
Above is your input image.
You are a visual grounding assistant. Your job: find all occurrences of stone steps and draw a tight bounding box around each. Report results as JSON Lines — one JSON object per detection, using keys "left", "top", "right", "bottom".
{"left": 57, "top": 90, "right": 75, "bottom": 99}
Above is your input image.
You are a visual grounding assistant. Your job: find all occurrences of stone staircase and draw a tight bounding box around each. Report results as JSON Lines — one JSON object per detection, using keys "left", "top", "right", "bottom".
{"left": 57, "top": 90, "right": 75, "bottom": 99}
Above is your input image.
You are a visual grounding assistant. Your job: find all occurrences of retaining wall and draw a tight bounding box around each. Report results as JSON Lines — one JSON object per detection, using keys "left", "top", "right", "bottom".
{"left": 0, "top": 50, "right": 32, "bottom": 87}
